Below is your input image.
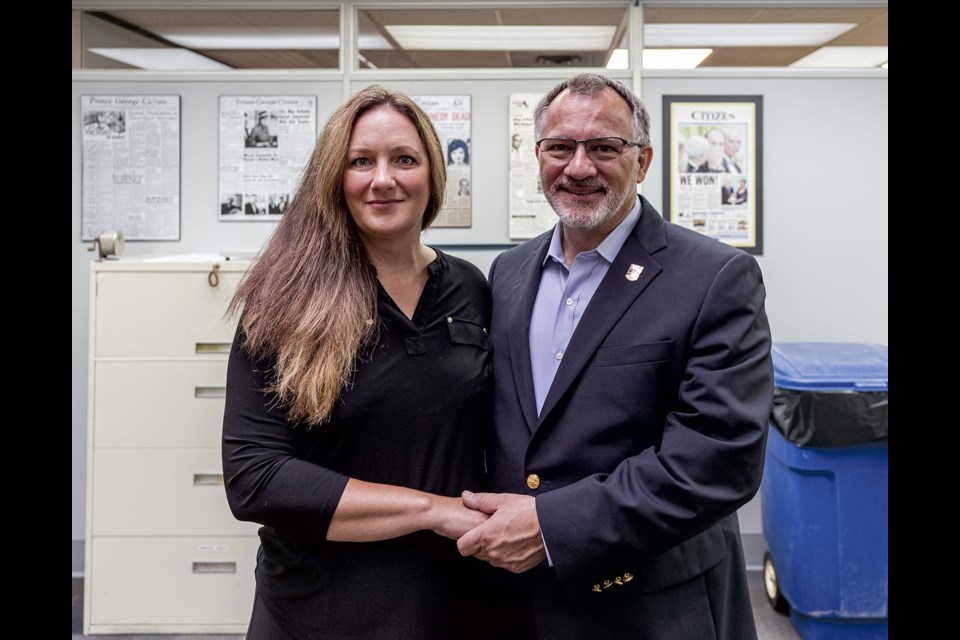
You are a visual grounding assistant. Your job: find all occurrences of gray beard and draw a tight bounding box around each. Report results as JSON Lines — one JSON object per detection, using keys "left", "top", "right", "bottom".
{"left": 545, "top": 171, "right": 639, "bottom": 231}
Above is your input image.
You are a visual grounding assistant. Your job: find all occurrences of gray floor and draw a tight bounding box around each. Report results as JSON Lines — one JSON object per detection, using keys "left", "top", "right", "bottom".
{"left": 73, "top": 570, "right": 800, "bottom": 639}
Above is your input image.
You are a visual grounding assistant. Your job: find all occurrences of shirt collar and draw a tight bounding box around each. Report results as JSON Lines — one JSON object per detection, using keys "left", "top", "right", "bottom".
{"left": 543, "top": 196, "right": 642, "bottom": 267}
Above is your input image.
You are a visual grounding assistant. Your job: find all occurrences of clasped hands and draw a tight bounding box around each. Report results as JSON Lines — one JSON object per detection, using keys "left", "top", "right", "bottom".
{"left": 440, "top": 490, "right": 547, "bottom": 573}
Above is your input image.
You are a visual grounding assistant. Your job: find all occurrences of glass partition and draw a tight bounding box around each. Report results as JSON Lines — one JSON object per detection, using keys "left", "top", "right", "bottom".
{"left": 73, "top": 3, "right": 887, "bottom": 72}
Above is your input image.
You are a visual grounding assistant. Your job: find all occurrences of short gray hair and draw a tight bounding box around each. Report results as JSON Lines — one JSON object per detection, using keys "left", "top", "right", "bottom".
{"left": 533, "top": 73, "right": 650, "bottom": 146}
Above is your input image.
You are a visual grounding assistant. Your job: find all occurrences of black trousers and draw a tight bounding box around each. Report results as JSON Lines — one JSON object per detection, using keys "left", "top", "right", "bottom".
{"left": 246, "top": 587, "right": 298, "bottom": 640}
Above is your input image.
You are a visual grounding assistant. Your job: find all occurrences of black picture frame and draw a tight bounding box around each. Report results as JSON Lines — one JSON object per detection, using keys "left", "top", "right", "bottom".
{"left": 662, "top": 95, "right": 763, "bottom": 255}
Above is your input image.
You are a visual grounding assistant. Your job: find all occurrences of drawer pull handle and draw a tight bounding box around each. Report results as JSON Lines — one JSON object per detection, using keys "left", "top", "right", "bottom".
{"left": 193, "top": 473, "right": 224, "bottom": 486}
{"left": 196, "top": 342, "right": 231, "bottom": 354}
{"left": 195, "top": 386, "right": 226, "bottom": 398}
{"left": 192, "top": 561, "right": 235, "bottom": 574}
{"left": 208, "top": 264, "right": 220, "bottom": 288}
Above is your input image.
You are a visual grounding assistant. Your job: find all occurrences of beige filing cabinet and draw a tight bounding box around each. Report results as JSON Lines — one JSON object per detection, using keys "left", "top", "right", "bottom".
{"left": 84, "top": 257, "right": 259, "bottom": 635}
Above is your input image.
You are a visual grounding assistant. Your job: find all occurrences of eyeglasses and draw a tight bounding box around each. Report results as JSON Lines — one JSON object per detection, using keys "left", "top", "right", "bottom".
{"left": 536, "top": 137, "right": 643, "bottom": 163}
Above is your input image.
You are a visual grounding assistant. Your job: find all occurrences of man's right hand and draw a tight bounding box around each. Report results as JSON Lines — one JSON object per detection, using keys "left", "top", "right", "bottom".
{"left": 457, "top": 491, "right": 547, "bottom": 573}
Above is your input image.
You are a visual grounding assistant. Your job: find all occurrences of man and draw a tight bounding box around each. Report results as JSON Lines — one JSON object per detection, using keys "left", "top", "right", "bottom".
{"left": 457, "top": 73, "right": 773, "bottom": 639}
{"left": 268, "top": 195, "right": 282, "bottom": 215}
{"left": 706, "top": 128, "right": 726, "bottom": 152}
{"left": 246, "top": 112, "right": 273, "bottom": 147}
{"left": 244, "top": 194, "right": 262, "bottom": 216}
{"left": 721, "top": 174, "right": 736, "bottom": 205}
{"left": 511, "top": 133, "right": 524, "bottom": 158}
{"left": 704, "top": 128, "right": 728, "bottom": 173}
{"left": 721, "top": 128, "right": 743, "bottom": 173}
{"left": 684, "top": 134, "right": 709, "bottom": 173}
{"left": 221, "top": 194, "right": 242, "bottom": 216}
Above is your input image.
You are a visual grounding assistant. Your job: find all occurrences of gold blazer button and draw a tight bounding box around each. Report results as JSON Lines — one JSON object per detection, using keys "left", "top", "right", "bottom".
{"left": 526, "top": 474, "right": 541, "bottom": 490}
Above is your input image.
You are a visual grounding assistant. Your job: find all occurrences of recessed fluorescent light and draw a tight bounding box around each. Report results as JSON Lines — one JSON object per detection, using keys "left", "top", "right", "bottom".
{"left": 149, "top": 27, "right": 391, "bottom": 50}
{"left": 642, "top": 49, "right": 713, "bottom": 70}
{"left": 88, "top": 47, "right": 231, "bottom": 70}
{"left": 385, "top": 25, "right": 616, "bottom": 51}
{"left": 158, "top": 28, "right": 340, "bottom": 49}
{"left": 606, "top": 49, "right": 628, "bottom": 69}
{"left": 789, "top": 46, "right": 889, "bottom": 68}
{"left": 645, "top": 23, "right": 856, "bottom": 47}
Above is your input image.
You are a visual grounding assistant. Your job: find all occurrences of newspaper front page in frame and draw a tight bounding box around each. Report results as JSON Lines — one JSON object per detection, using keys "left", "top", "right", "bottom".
{"left": 218, "top": 95, "right": 317, "bottom": 221}
{"left": 663, "top": 95, "right": 763, "bottom": 254}
{"left": 413, "top": 95, "right": 472, "bottom": 228}
{"left": 81, "top": 95, "right": 181, "bottom": 241}
{"left": 508, "top": 93, "right": 556, "bottom": 240}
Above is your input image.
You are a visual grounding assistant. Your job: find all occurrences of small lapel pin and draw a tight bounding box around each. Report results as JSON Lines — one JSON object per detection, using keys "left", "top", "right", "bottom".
{"left": 625, "top": 264, "right": 644, "bottom": 281}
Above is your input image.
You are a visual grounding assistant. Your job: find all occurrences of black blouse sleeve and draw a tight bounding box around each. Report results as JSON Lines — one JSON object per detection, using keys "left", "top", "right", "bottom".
{"left": 221, "top": 328, "right": 349, "bottom": 540}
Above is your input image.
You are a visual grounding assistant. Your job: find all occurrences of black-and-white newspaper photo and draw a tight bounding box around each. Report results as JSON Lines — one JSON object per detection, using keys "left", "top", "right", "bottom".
{"left": 81, "top": 95, "right": 181, "bottom": 241}
{"left": 218, "top": 95, "right": 316, "bottom": 222}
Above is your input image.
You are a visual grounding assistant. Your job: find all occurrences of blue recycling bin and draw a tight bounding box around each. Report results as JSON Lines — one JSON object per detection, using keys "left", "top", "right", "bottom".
{"left": 760, "top": 343, "right": 888, "bottom": 640}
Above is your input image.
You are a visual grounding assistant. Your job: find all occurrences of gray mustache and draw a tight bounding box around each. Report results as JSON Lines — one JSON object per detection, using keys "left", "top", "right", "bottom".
{"left": 556, "top": 179, "right": 607, "bottom": 190}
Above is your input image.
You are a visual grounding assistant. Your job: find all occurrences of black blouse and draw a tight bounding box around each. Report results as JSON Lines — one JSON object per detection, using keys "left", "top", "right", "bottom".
{"left": 222, "top": 250, "right": 505, "bottom": 639}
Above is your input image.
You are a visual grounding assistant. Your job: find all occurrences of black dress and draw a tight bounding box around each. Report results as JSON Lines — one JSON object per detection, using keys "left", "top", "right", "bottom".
{"left": 222, "top": 250, "right": 511, "bottom": 639}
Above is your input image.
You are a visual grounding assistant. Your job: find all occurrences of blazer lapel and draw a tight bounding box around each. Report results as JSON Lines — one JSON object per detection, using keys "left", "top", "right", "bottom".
{"left": 505, "top": 234, "right": 552, "bottom": 432}
{"left": 536, "top": 199, "right": 668, "bottom": 428}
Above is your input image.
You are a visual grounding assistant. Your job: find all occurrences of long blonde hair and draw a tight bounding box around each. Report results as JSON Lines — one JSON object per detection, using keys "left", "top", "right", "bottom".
{"left": 229, "top": 86, "right": 447, "bottom": 426}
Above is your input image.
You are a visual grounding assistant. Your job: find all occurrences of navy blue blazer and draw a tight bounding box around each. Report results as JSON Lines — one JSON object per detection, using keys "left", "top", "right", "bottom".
{"left": 487, "top": 195, "right": 773, "bottom": 639}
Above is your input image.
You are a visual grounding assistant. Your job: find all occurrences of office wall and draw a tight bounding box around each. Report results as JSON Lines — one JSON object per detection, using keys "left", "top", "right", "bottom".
{"left": 72, "top": 71, "right": 887, "bottom": 572}
{"left": 642, "top": 75, "right": 888, "bottom": 553}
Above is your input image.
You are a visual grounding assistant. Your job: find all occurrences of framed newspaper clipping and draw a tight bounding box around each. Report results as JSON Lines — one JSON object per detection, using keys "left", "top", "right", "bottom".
{"left": 508, "top": 92, "right": 554, "bottom": 240}
{"left": 81, "top": 95, "right": 181, "bottom": 241}
{"left": 663, "top": 95, "right": 763, "bottom": 255}
{"left": 218, "top": 95, "right": 317, "bottom": 221}
{"left": 412, "top": 95, "right": 473, "bottom": 228}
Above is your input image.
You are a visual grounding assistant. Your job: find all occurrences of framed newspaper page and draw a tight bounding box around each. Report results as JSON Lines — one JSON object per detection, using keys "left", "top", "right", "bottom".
{"left": 218, "top": 95, "right": 317, "bottom": 222}
{"left": 662, "top": 95, "right": 763, "bottom": 255}
{"left": 81, "top": 95, "right": 181, "bottom": 241}
{"left": 508, "top": 92, "right": 554, "bottom": 240}
{"left": 412, "top": 95, "right": 473, "bottom": 228}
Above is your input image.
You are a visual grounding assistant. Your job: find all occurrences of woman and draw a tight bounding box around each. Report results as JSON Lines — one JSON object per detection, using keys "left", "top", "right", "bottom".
{"left": 698, "top": 144, "right": 726, "bottom": 173}
{"left": 735, "top": 178, "right": 749, "bottom": 204}
{"left": 222, "top": 86, "right": 504, "bottom": 639}
{"left": 446, "top": 138, "right": 470, "bottom": 165}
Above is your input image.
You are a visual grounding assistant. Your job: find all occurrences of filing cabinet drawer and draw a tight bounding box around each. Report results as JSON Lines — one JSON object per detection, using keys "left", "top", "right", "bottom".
{"left": 94, "top": 270, "right": 242, "bottom": 357}
{"left": 94, "top": 360, "right": 229, "bottom": 448}
{"left": 91, "top": 448, "right": 258, "bottom": 536}
{"left": 87, "top": 536, "right": 257, "bottom": 633}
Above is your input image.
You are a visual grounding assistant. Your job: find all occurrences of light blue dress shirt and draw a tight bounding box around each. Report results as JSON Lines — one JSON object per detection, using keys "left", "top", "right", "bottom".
{"left": 529, "top": 197, "right": 642, "bottom": 415}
